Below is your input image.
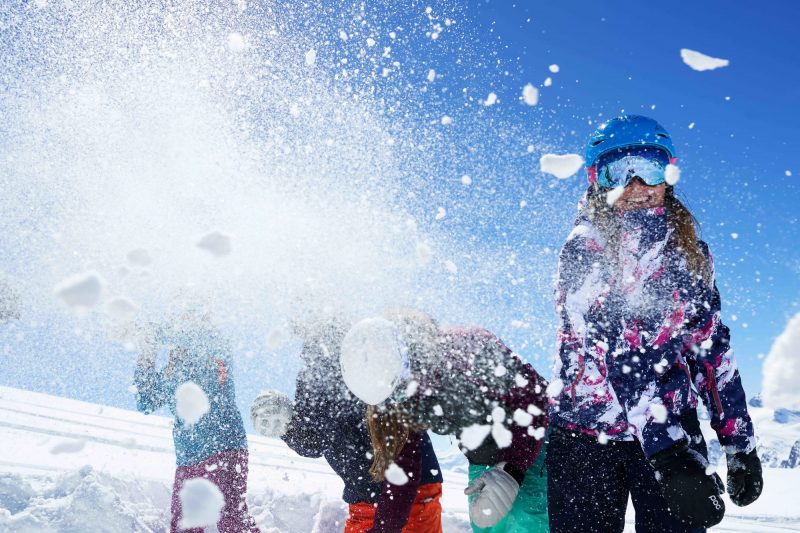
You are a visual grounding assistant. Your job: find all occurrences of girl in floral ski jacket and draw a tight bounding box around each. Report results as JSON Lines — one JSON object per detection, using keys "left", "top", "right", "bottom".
{"left": 547, "top": 115, "right": 762, "bottom": 533}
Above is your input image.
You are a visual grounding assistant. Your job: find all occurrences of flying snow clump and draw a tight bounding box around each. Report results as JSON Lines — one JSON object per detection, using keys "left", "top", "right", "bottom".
{"left": 54, "top": 272, "right": 104, "bottom": 310}
{"left": 196, "top": 231, "right": 232, "bottom": 257}
{"left": 459, "top": 424, "right": 492, "bottom": 451}
{"left": 539, "top": 153, "right": 584, "bottom": 179}
{"left": 178, "top": 478, "right": 225, "bottom": 529}
{"left": 384, "top": 462, "right": 409, "bottom": 486}
{"left": 175, "top": 382, "right": 210, "bottom": 426}
{"left": 665, "top": 163, "right": 681, "bottom": 185}
{"left": 340, "top": 318, "right": 405, "bottom": 405}
{"left": 650, "top": 403, "right": 668, "bottom": 424}
{"left": 680, "top": 48, "right": 729, "bottom": 71}
{"left": 522, "top": 84, "right": 539, "bottom": 106}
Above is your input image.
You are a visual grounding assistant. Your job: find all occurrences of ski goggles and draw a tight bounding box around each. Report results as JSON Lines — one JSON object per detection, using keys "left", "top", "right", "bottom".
{"left": 594, "top": 146, "right": 672, "bottom": 189}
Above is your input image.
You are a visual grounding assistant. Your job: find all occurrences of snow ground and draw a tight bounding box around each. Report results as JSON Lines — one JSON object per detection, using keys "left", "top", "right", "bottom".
{"left": 1, "top": 386, "right": 797, "bottom": 532}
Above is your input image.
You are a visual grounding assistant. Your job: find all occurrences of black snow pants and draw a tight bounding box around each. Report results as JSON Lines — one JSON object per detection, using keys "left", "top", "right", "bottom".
{"left": 546, "top": 424, "right": 706, "bottom": 533}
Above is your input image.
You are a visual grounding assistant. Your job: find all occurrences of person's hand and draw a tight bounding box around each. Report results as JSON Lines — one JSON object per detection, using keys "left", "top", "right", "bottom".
{"left": 133, "top": 322, "right": 158, "bottom": 364}
{"left": 250, "top": 390, "right": 293, "bottom": 438}
{"left": 727, "top": 449, "right": 763, "bottom": 506}
{"left": 650, "top": 443, "right": 725, "bottom": 528}
{"left": 464, "top": 463, "right": 519, "bottom": 528}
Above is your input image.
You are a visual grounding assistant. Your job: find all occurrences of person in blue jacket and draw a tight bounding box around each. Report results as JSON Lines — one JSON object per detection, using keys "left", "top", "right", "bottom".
{"left": 251, "top": 316, "right": 444, "bottom": 532}
{"left": 134, "top": 309, "right": 260, "bottom": 533}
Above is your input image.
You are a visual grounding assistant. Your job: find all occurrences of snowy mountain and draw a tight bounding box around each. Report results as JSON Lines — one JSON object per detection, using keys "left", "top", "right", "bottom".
{"left": 748, "top": 396, "right": 800, "bottom": 469}
{"left": 1, "top": 386, "right": 799, "bottom": 532}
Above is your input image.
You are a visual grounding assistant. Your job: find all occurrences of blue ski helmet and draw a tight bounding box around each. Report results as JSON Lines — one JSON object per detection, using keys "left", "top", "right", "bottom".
{"left": 585, "top": 115, "right": 676, "bottom": 182}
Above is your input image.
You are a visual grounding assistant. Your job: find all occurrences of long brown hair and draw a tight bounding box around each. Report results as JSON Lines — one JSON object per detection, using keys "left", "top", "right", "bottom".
{"left": 585, "top": 184, "right": 711, "bottom": 284}
{"left": 366, "top": 404, "right": 427, "bottom": 482}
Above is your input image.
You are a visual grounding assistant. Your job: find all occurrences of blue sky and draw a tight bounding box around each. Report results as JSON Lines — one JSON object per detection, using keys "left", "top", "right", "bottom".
{"left": 1, "top": 0, "right": 798, "bottom": 416}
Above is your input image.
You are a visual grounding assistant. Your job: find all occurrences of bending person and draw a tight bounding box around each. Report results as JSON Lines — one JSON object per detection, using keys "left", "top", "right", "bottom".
{"left": 339, "top": 310, "right": 549, "bottom": 531}
{"left": 251, "top": 317, "right": 444, "bottom": 533}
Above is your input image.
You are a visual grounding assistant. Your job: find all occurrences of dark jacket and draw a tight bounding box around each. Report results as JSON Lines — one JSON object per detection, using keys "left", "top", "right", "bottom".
{"left": 551, "top": 205, "right": 756, "bottom": 458}
{"left": 282, "top": 331, "right": 442, "bottom": 531}
{"left": 405, "top": 326, "right": 550, "bottom": 478}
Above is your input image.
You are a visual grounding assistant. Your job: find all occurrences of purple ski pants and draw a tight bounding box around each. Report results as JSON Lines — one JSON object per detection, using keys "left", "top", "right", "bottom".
{"left": 170, "top": 448, "right": 260, "bottom": 532}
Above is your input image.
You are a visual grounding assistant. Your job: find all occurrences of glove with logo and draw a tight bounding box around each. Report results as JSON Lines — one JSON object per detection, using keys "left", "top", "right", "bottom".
{"left": 650, "top": 443, "right": 725, "bottom": 528}
{"left": 250, "top": 389, "right": 294, "bottom": 438}
{"left": 727, "top": 448, "right": 763, "bottom": 506}
{"left": 464, "top": 462, "right": 520, "bottom": 528}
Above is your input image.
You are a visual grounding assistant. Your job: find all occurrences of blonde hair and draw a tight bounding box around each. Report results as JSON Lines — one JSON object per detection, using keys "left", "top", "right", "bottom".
{"left": 366, "top": 404, "right": 426, "bottom": 481}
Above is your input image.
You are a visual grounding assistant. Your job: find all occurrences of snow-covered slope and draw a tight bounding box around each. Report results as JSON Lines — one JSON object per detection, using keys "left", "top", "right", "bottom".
{"left": 1, "top": 386, "right": 798, "bottom": 532}
{"left": 0, "top": 386, "right": 470, "bottom": 532}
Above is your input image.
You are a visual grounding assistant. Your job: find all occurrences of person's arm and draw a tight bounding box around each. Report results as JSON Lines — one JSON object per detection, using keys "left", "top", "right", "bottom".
{"left": 133, "top": 325, "right": 168, "bottom": 414}
{"left": 683, "top": 244, "right": 755, "bottom": 454}
{"left": 368, "top": 432, "right": 424, "bottom": 533}
{"left": 280, "top": 372, "right": 329, "bottom": 458}
{"left": 472, "top": 330, "right": 549, "bottom": 481}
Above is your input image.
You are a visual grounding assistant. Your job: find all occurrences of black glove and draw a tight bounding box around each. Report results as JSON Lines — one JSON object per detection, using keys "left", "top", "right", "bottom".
{"left": 650, "top": 443, "right": 726, "bottom": 528}
{"left": 727, "top": 449, "right": 763, "bottom": 506}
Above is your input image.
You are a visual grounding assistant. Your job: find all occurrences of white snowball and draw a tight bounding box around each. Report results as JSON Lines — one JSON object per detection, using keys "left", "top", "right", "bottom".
{"left": 384, "top": 462, "right": 409, "bottom": 485}
{"left": 665, "top": 163, "right": 681, "bottom": 185}
{"left": 650, "top": 403, "right": 668, "bottom": 424}
{"left": 545, "top": 378, "right": 564, "bottom": 398}
{"left": 522, "top": 84, "right": 539, "bottom": 106}
{"left": 680, "top": 48, "right": 729, "bottom": 71}
{"left": 459, "top": 424, "right": 491, "bottom": 450}
{"left": 340, "top": 318, "right": 406, "bottom": 405}
{"left": 491, "top": 423, "right": 513, "bottom": 448}
{"left": 427, "top": 69, "right": 436, "bottom": 82}
{"left": 483, "top": 92, "right": 497, "bottom": 106}
{"left": 196, "top": 231, "right": 232, "bottom": 257}
{"left": 179, "top": 478, "right": 225, "bottom": 529}
{"left": 175, "top": 381, "right": 210, "bottom": 426}
{"left": 513, "top": 408, "right": 533, "bottom": 427}
{"left": 54, "top": 272, "right": 104, "bottom": 310}
{"left": 440, "top": 115, "right": 452, "bottom": 125}
{"left": 435, "top": 207, "right": 446, "bottom": 220}
{"left": 539, "top": 153, "right": 584, "bottom": 179}
{"left": 443, "top": 260, "right": 458, "bottom": 274}
{"left": 305, "top": 48, "right": 317, "bottom": 66}
{"left": 548, "top": 64, "right": 560, "bottom": 73}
